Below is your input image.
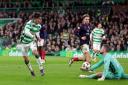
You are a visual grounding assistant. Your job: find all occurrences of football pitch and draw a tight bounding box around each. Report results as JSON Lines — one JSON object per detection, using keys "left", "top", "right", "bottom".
{"left": 0, "top": 56, "right": 128, "bottom": 85}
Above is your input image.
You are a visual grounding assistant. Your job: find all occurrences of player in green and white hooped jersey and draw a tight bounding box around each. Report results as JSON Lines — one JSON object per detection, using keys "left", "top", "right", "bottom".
{"left": 90, "top": 23, "right": 105, "bottom": 61}
{"left": 79, "top": 44, "right": 128, "bottom": 81}
{"left": 19, "top": 12, "right": 44, "bottom": 76}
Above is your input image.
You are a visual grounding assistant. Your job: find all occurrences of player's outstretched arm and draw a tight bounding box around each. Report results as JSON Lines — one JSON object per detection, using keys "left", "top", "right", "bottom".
{"left": 90, "top": 58, "right": 104, "bottom": 71}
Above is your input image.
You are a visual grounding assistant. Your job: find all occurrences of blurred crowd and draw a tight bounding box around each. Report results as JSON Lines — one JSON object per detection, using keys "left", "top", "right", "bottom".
{"left": 0, "top": 0, "right": 127, "bottom": 9}
{"left": 0, "top": 0, "right": 42, "bottom": 8}
{"left": 0, "top": 5, "right": 128, "bottom": 53}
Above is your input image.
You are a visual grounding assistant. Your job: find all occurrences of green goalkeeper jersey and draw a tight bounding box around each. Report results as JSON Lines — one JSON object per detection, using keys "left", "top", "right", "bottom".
{"left": 91, "top": 53, "right": 125, "bottom": 79}
{"left": 91, "top": 28, "right": 104, "bottom": 44}
{"left": 20, "top": 20, "right": 41, "bottom": 44}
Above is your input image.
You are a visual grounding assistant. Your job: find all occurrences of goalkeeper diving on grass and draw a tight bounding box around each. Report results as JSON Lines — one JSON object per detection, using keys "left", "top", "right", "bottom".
{"left": 79, "top": 44, "right": 128, "bottom": 81}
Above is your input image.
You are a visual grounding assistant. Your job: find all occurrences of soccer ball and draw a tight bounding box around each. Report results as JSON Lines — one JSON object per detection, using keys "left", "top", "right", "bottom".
{"left": 81, "top": 62, "right": 91, "bottom": 70}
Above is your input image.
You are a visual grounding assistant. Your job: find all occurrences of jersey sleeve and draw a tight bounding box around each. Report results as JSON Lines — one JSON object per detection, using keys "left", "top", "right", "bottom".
{"left": 102, "top": 29, "right": 105, "bottom": 36}
{"left": 92, "top": 29, "right": 95, "bottom": 35}
{"left": 24, "top": 24, "right": 34, "bottom": 38}
{"left": 90, "top": 29, "right": 95, "bottom": 41}
{"left": 90, "top": 58, "right": 104, "bottom": 71}
{"left": 79, "top": 26, "right": 87, "bottom": 37}
{"left": 25, "top": 22, "right": 32, "bottom": 30}
{"left": 102, "top": 54, "right": 111, "bottom": 78}
{"left": 103, "top": 30, "right": 105, "bottom": 34}
{"left": 74, "top": 27, "right": 80, "bottom": 37}
{"left": 38, "top": 24, "right": 41, "bottom": 30}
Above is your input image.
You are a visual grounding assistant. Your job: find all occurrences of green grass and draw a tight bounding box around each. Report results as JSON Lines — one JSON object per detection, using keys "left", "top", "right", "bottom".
{"left": 0, "top": 56, "right": 128, "bottom": 85}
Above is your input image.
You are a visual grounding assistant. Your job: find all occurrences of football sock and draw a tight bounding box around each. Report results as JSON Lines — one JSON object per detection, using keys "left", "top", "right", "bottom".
{"left": 41, "top": 50, "right": 46, "bottom": 60}
{"left": 35, "top": 55, "right": 44, "bottom": 70}
{"left": 73, "top": 57, "right": 79, "bottom": 61}
{"left": 24, "top": 60, "right": 33, "bottom": 72}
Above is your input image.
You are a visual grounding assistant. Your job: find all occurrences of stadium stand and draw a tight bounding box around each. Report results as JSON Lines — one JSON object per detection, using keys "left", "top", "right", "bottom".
{"left": 0, "top": 0, "right": 127, "bottom": 54}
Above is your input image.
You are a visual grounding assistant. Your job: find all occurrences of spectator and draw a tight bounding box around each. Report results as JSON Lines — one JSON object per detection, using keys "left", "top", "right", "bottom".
{"left": 0, "top": 3, "right": 127, "bottom": 53}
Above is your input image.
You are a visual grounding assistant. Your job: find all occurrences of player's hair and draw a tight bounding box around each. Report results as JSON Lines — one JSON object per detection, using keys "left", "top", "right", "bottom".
{"left": 94, "top": 21, "right": 102, "bottom": 27}
{"left": 82, "top": 14, "right": 90, "bottom": 19}
{"left": 32, "top": 12, "right": 41, "bottom": 19}
{"left": 102, "top": 44, "right": 111, "bottom": 52}
{"left": 98, "top": 22, "right": 103, "bottom": 27}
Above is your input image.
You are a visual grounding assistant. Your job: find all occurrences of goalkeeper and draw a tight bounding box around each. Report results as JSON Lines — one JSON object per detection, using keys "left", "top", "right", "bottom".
{"left": 79, "top": 44, "right": 128, "bottom": 81}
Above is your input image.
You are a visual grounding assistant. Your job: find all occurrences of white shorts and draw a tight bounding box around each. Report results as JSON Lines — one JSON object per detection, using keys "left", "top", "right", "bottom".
{"left": 82, "top": 44, "right": 89, "bottom": 53}
{"left": 93, "top": 43, "right": 101, "bottom": 51}
{"left": 37, "top": 39, "right": 44, "bottom": 46}
{"left": 17, "top": 41, "right": 37, "bottom": 56}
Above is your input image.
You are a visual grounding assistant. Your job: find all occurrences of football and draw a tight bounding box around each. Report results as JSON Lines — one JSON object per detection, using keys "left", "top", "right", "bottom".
{"left": 81, "top": 62, "right": 91, "bottom": 70}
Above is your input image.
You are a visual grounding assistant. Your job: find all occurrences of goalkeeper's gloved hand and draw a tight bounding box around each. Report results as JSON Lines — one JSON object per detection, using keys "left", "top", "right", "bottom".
{"left": 97, "top": 76, "right": 105, "bottom": 81}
